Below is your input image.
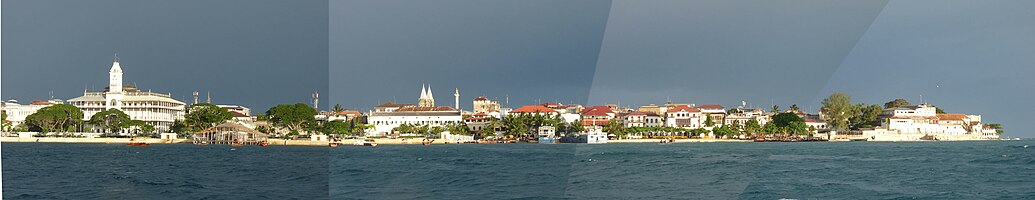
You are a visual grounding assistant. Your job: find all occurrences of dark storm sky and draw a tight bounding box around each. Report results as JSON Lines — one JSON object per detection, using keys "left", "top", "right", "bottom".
{"left": 4, "top": 0, "right": 1033, "bottom": 137}
{"left": 2, "top": 0, "right": 329, "bottom": 112}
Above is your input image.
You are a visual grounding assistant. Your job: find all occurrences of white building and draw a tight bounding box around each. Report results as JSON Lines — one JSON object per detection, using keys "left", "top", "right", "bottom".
{"left": 67, "top": 55, "right": 186, "bottom": 133}
{"left": 879, "top": 104, "right": 998, "bottom": 140}
{"left": 1, "top": 99, "right": 65, "bottom": 130}
{"left": 366, "top": 85, "right": 462, "bottom": 136}
{"left": 622, "top": 111, "right": 662, "bottom": 127}
{"left": 665, "top": 105, "right": 705, "bottom": 128}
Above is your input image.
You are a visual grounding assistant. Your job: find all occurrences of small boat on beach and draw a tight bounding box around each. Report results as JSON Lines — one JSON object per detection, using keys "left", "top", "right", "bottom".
{"left": 127, "top": 138, "right": 150, "bottom": 146}
{"left": 258, "top": 141, "right": 270, "bottom": 147}
{"left": 194, "top": 140, "right": 210, "bottom": 146}
{"left": 127, "top": 142, "right": 150, "bottom": 146}
{"left": 354, "top": 139, "right": 378, "bottom": 147}
{"left": 329, "top": 143, "right": 339, "bottom": 148}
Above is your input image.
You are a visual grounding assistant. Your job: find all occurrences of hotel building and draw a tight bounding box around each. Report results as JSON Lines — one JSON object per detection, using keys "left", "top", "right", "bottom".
{"left": 67, "top": 55, "right": 186, "bottom": 133}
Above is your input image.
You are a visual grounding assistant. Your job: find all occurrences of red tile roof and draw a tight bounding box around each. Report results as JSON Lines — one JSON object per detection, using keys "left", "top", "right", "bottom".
{"left": 512, "top": 105, "right": 558, "bottom": 113}
{"left": 697, "top": 104, "right": 725, "bottom": 109}
{"left": 474, "top": 96, "right": 489, "bottom": 101}
{"left": 666, "top": 105, "right": 700, "bottom": 113}
{"left": 581, "top": 106, "right": 614, "bottom": 116}
{"left": 937, "top": 114, "right": 967, "bottom": 121}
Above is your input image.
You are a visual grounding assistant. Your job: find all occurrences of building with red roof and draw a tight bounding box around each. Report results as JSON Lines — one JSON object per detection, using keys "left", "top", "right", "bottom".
{"left": 665, "top": 105, "right": 704, "bottom": 128}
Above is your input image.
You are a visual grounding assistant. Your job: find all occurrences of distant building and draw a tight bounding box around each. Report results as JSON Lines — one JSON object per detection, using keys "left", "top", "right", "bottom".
{"left": 1, "top": 99, "right": 64, "bottom": 130}
{"left": 366, "top": 85, "right": 462, "bottom": 136}
{"left": 697, "top": 104, "right": 726, "bottom": 126}
{"left": 879, "top": 104, "right": 997, "bottom": 139}
{"left": 66, "top": 55, "right": 186, "bottom": 133}
{"left": 622, "top": 111, "right": 662, "bottom": 127}
{"left": 472, "top": 96, "right": 500, "bottom": 114}
{"left": 665, "top": 105, "right": 704, "bottom": 128}
{"left": 581, "top": 106, "right": 616, "bottom": 126}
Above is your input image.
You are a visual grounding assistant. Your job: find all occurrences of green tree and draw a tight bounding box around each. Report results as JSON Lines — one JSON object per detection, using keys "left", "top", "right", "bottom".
{"left": 744, "top": 119, "right": 761, "bottom": 136}
{"left": 771, "top": 112, "right": 804, "bottom": 127}
{"left": 789, "top": 104, "right": 800, "bottom": 111}
{"left": 446, "top": 122, "right": 472, "bottom": 136}
{"left": 788, "top": 121, "right": 809, "bottom": 136}
{"left": 2, "top": 112, "right": 11, "bottom": 132}
{"left": 884, "top": 99, "right": 912, "bottom": 109}
{"left": 603, "top": 119, "right": 626, "bottom": 139}
{"left": 821, "top": 93, "right": 853, "bottom": 131}
{"left": 25, "top": 104, "right": 84, "bottom": 134}
{"left": 566, "top": 120, "right": 585, "bottom": 136}
{"left": 704, "top": 114, "right": 715, "bottom": 127}
{"left": 936, "top": 107, "right": 946, "bottom": 114}
{"left": 322, "top": 120, "right": 350, "bottom": 135}
{"left": 850, "top": 104, "right": 883, "bottom": 129}
{"left": 761, "top": 123, "right": 779, "bottom": 135}
{"left": 713, "top": 125, "right": 736, "bottom": 139}
{"left": 332, "top": 104, "right": 345, "bottom": 112}
{"left": 771, "top": 105, "right": 780, "bottom": 113}
{"left": 266, "top": 103, "right": 318, "bottom": 134}
{"left": 89, "top": 108, "right": 131, "bottom": 135}
{"left": 184, "top": 103, "right": 233, "bottom": 132}
{"left": 689, "top": 128, "right": 709, "bottom": 137}
{"left": 987, "top": 123, "right": 1005, "bottom": 134}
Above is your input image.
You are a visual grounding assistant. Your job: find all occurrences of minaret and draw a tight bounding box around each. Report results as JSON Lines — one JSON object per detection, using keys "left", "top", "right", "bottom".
{"left": 454, "top": 88, "right": 460, "bottom": 110}
{"left": 193, "top": 91, "right": 199, "bottom": 105}
{"left": 207, "top": 91, "right": 211, "bottom": 104}
{"left": 313, "top": 90, "right": 320, "bottom": 111}
{"left": 109, "top": 54, "right": 123, "bottom": 93}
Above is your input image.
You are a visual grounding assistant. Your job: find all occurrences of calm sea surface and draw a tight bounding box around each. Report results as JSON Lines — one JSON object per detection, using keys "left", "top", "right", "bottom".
{"left": 5, "top": 140, "right": 1035, "bottom": 199}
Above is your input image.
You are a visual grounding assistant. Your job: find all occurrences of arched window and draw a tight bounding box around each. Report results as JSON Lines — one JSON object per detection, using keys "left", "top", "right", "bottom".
{"left": 110, "top": 99, "right": 118, "bottom": 106}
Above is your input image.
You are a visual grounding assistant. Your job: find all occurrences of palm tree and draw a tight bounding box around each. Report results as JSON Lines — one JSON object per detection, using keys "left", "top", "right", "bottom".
{"left": 332, "top": 104, "right": 345, "bottom": 112}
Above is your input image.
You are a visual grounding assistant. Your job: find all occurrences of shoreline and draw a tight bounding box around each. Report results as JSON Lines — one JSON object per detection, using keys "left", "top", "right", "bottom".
{"left": 2, "top": 136, "right": 1010, "bottom": 146}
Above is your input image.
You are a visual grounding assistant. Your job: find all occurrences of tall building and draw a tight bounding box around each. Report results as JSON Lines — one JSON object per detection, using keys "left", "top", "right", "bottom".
{"left": 67, "top": 55, "right": 186, "bottom": 133}
{"left": 472, "top": 96, "right": 500, "bottom": 113}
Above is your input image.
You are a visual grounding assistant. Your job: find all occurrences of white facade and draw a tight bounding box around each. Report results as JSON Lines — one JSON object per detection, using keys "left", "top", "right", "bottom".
{"left": 880, "top": 104, "right": 997, "bottom": 139}
{"left": 1, "top": 100, "right": 63, "bottom": 130}
{"left": 66, "top": 55, "right": 186, "bottom": 133}
{"left": 366, "top": 85, "right": 463, "bottom": 136}
{"left": 665, "top": 106, "right": 704, "bottom": 128}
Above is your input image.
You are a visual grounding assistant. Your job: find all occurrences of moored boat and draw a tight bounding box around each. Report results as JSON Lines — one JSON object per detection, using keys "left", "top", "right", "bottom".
{"left": 354, "top": 139, "right": 378, "bottom": 147}
{"left": 127, "top": 142, "right": 150, "bottom": 146}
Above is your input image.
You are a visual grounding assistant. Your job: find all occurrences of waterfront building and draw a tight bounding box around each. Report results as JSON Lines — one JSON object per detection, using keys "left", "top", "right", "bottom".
{"left": 723, "top": 107, "right": 770, "bottom": 128}
{"left": 581, "top": 106, "right": 616, "bottom": 126}
{"left": 665, "top": 105, "right": 705, "bottom": 128}
{"left": 622, "top": 111, "right": 662, "bottom": 127}
{"left": 66, "top": 55, "right": 186, "bottom": 133}
{"left": 1, "top": 99, "right": 64, "bottom": 130}
{"left": 472, "top": 96, "right": 501, "bottom": 113}
{"left": 879, "top": 104, "right": 998, "bottom": 139}
{"left": 637, "top": 104, "right": 667, "bottom": 116}
{"left": 366, "top": 85, "right": 462, "bottom": 136}
{"left": 697, "top": 104, "right": 726, "bottom": 126}
{"left": 463, "top": 112, "right": 492, "bottom": 132}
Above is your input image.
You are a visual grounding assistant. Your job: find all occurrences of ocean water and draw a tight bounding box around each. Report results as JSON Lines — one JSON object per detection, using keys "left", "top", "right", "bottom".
{"left": 4, "top": 141, "right": 1035, "bottom": 199}
{"left": 331, "top": 141, "right": 1035, "bottom": 199}
{"left": 2, "top": 143, "right": 329, "bottom": 200}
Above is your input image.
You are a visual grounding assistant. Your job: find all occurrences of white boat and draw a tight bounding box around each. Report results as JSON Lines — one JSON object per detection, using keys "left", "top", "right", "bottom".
{"left": 354, "top": 139, "right": 378, "bottom": 147}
